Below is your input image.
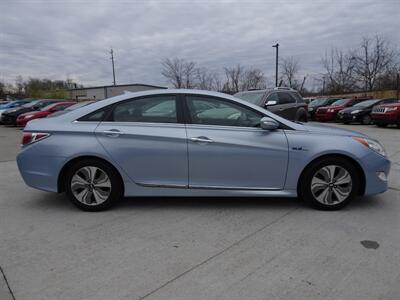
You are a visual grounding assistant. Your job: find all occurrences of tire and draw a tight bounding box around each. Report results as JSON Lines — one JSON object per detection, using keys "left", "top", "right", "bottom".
{"left": 296, "top": 111, "right": 308, "bottom": 122}
{"left": 298, "top": 157, "right": 360, "bottom": 210}
{"left": 65, "top": 159, "right": 123, "bottom": 211}
{"left": 361, "top": 115, "right": 372, "bottom": 125}
{"left": 376, "top": 123, "right": 387, "bottom": 128}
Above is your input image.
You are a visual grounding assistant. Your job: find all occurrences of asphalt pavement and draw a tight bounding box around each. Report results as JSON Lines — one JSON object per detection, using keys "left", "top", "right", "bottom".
{"left": 0, "top": 123, "right": 399, "bottom": 300}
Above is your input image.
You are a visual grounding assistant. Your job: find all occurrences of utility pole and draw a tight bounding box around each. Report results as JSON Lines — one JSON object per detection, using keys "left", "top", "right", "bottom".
{"left": 397, "top": 73, "right": 399, "bottom": 100}
{"left": 272, "top": 43, "right": 279, "bottom": 87}
{"left": 110, "top": 48, "right": 116, "bottom": 86}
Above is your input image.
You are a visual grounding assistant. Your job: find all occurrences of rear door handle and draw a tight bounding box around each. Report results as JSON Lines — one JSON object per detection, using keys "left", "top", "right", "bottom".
{"left": 190, "top": 136, "right": 214, "bottom": 143}
{"left": 103, "top": 129, "right": 124, "bottom": 137}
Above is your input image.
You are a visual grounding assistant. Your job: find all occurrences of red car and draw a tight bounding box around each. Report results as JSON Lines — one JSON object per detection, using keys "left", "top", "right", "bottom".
{"left": 17, "top": 101, "right": 76, "bottom": 127}
{"left": 371, "top": 101, "right": 400, "bottom": 127}
{"left": 315, "top": 97, "right": 370, "bottom": 122}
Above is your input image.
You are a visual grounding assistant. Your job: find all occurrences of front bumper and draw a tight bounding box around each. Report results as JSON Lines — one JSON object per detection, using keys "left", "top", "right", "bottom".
{"left": 371, "top": 113, "right": 400, "bottom": 124}
{"left": 1, "top": 114, "right": 17, "bottom": 125}
{"left": 336, "top": 113, "right": 363, "bottom": 123}
{"left": 315, "top": 112, "right": 337, "bottom": 121}
{"left": 361, "top": 151, "right": 391, "bottom": 196}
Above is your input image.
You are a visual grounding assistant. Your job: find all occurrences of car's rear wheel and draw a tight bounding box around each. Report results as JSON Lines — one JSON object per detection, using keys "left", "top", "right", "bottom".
{"left": 299, "top": 157, "right": 360, "bottom": 210}
{"left": 65, "top": 159, "right": 123, "bottom": 211}
{"left": 362, "top": 115, "right": 372, "bottom": 125}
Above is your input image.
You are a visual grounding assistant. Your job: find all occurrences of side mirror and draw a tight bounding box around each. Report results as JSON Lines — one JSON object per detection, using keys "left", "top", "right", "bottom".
{"left": 260, "top": 117, "right": 279, "bottom": 130}
{"left": 265, "top": 100, "right": 277, "bottom": 106}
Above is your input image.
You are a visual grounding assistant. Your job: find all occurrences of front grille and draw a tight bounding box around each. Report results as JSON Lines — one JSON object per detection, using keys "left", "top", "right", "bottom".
{"left": 373, "top": 107, "right": 386, "bottom": 113}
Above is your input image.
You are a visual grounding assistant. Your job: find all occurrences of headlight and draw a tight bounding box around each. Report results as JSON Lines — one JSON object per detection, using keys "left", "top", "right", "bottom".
{"left": 24, "top": 114, "right": 35, "bottom": 119}
{"left": 386, "top": 107, "right": 398, "bottom": 112}
{"left": 353, "top": 137, "right": 386, "bottom": 157}
{"left": 351, "top": 110, "right": 361, "bottom": 114}
{"left": 328, "top": 109, "right": 334, "bottom": 113}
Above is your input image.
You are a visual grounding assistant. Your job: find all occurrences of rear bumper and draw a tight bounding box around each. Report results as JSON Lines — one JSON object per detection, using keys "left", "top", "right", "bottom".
{"left": 17, "top": 149, "right": 65, "bottom": 193}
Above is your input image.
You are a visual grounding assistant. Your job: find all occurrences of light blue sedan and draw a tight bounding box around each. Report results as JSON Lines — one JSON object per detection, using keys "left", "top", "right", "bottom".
{"left": 17, "top": 89, "right": 390, "bottom": 211}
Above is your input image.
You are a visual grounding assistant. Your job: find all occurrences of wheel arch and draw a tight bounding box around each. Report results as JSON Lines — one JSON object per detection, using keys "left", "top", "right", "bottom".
{"left": 57, "top": 155, "right": 125, "bottom": 193}
{"left": 297, "top": 153, "right": 366, "bottom": 196}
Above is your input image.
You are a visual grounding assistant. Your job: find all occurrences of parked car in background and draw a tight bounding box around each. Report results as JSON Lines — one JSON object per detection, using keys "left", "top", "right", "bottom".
{"left": 337, "top": 98, "right": 399, "bottom": 125}
{"left": 1, "top": 99, "right": 60, "bottom": 126}
{"left": 0, "top": 100, "right": 32, "bottom": 123}
{"left": 47, "top": 101, "right": 95, "bottom": 118}
{"left": 303, "top": 97, "right": 316, "bottom": 105}
{"left": 17, "top": 101, "right": 77, "bottom": 127}
{"left": 314, "top": 97, "right": 370, "bottom": 122}
{"left": 308, "top": 98, "right": 342, "bottom": 120}
{"left": 17, "top": 89, "right": 390, "bottom": 212}
{"left": 371, "top": 101, "right": 400, "bottom": 127}
{"left": 234, "top": 87, "right": 308, "bottom": 121}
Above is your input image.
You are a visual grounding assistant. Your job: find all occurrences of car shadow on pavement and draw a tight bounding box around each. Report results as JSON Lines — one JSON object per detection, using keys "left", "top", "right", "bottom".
{"left": 24, "top": 191, "right": 386, "bottom": 212}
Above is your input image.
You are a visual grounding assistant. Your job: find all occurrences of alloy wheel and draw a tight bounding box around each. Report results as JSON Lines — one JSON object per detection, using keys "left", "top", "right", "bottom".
{"left": 310, "top": 165, "right": 352, "bottom": 205}
{"left": 71, "top": 166, "right": 112, "bottom": 205}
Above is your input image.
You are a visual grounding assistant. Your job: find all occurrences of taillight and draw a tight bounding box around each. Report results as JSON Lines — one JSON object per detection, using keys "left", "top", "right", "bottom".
{"left": 21, "top": 132, "right": 50, "bottom": 146}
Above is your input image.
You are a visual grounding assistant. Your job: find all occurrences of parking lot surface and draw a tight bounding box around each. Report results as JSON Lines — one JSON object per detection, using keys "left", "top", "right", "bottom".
{"left": 0, "top": 124, "right": 399, "bottom": 300}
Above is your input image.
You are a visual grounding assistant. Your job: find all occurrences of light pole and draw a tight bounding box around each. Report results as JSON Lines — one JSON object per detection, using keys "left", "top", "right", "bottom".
{"left": 110, "top": 48, "right": 116, "bottom": 86}
{"left": 272, "top": 43, "right": 279, "bottom": 87}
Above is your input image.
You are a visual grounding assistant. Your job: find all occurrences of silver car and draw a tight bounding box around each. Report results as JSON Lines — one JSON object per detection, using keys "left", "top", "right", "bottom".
{"left": 17, "top": 89, "right": 390, "bottom": 211}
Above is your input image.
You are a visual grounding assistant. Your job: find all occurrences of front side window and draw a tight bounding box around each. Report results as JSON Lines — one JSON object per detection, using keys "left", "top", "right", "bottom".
{"left": 186, "top": 96, "right": 263, "bottom": 128}
{"left": 112, "top": 96, "right": 177, "bottom": 123}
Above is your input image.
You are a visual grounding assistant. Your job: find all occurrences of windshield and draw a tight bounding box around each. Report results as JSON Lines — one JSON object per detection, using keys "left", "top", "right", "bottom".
{"left": 22, "top": 101, "right": 40, "bottom": 108}
{"left": 40, "top": 103, "right": 58, "bottom": 111}
{"left": 331, "top": 99, "right": 348, "bottom": 106}
{"left": 309, "top": 99, "right": 327, "bottom": 107}
{"left": 353, "top": 99, "right": 379, "bottom": 107}
{"left": 0, "top": 101, "right": 18, "bottom": 108}
{"left": 234, "top": 92, "right": 265, "bottom": 104}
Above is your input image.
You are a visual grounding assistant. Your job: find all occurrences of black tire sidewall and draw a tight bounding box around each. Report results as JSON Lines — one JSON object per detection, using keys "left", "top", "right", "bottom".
{"left": 65, "top": 159, "right": 123, "bottom": 211}
{"left": 362, "top": 115, "right": 371, "bottom": 125}
{"left": 299, "top": 157, "right": 360, "bottom": 210}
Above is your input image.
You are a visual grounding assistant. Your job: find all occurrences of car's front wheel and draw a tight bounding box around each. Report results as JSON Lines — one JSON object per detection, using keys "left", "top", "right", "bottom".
{"left": 299, "top": 157, "right": 360, "bottom": 210}
{"left": 65, "top": 159, "right": 123, "bottom": 211}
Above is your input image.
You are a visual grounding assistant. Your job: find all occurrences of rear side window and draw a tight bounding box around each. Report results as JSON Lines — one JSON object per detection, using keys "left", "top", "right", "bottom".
{"left": 78, "top": 108, "right": 108, "bottom": 122}
{"left": 111, "top": 96, "right": 177, "bottom": 123}
{"left": 277, "top": 92, "right": 296, "bottom": 104}
{"left": 266, "top": 92, "right": 279, "bottom": 102}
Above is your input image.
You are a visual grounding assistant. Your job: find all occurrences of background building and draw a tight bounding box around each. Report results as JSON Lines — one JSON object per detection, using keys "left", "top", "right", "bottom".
{"left": 66, "top": 83, "right": 167, "bottom": 100}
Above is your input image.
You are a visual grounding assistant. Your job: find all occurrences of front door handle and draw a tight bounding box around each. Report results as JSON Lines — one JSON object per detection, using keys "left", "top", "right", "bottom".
{"left": 190, "top": 136, "right": 214, "bottom": 143}
{"left": 103, "top": 129, "right": 124, "bottom": 137}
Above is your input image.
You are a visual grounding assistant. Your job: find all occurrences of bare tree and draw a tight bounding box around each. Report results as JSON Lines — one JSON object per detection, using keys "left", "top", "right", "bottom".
{"left": 321, "top": 49, "right": 357, "bottom": 94}
{"left": 280, "top": 57, "right": 300, "bottom": 88}
{"left": 161, "top": 58, "right": 197, "bottom": 88}
{"left": 352, "top": 36, "right": 397, "bottom": 91}
{"left": 240, "top": 68, "right": 266, "bottom": 90}
{"left": 223, "top": 64, "right": 244, "bottom": 93}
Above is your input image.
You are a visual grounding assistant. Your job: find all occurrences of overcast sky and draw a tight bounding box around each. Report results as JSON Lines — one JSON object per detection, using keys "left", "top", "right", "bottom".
{"left": 1, "top": 0, "right": 399, "bottom": 88}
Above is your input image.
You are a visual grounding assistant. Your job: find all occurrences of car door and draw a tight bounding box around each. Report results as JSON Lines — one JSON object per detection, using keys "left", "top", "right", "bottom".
{"left": 184, "top": 95, "right": 288, "bottom": 189}
{"left": 276, "top": 92, "right": 297, "bottom": 120}
{"left": 95, "top": 95, "right": 189, "bottom": 187}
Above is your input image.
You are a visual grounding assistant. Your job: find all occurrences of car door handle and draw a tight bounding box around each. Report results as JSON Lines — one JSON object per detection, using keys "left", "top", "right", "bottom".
{"left": 103, "top": 129, "right": 124, "bottom": 137}
{"left": 190, "top": 136, "right": 214, "bottom": 143}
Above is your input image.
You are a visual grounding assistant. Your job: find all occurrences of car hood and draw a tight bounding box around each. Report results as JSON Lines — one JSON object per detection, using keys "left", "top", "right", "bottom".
{"left": 301, "top": 122, "right": 367, "bottom": 137}
{"left": 339, "top": 106, "right": 369, "bottom": 113}
{"left": 3, "top": 107, "right": 34, "bottom": 116}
